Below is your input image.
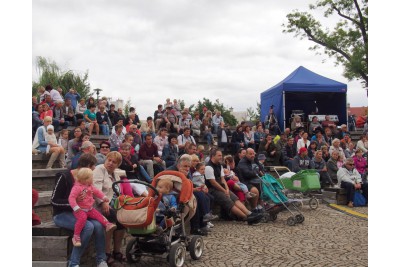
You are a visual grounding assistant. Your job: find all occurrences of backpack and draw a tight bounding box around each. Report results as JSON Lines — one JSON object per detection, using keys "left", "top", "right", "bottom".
{"left": 353, "top": 190, "right": 366, "bottom": 207}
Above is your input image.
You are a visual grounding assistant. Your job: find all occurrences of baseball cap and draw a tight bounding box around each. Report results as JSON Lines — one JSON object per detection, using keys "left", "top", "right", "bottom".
{"left": 298, "top": 147, "right": 307, "bottom": 154}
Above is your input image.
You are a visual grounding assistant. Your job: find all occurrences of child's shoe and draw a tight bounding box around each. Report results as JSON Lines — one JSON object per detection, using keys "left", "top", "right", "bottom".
{"left": 105, "top": 223, "right": 117, "bottom": 232}
{"left": 72, "top": 235, "right": 81, "bottom": 247}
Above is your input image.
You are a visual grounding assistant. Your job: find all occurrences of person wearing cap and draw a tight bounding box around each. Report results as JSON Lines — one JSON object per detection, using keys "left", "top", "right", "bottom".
{"left": 292, "top": 147, "right": 315, "bottom": 173}
{"left": 70, "top": 141, "right": 96, "bottom": 170}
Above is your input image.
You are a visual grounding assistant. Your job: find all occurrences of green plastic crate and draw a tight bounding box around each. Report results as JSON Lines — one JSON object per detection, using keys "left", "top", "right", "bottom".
{"left": 279, "top": 170, "right": 321, "bottom": 192}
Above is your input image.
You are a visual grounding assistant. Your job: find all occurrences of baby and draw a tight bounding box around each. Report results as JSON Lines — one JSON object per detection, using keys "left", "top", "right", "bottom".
{"left": 155, "top": 179, "right": 178, "bottom": 231}
{"left": 197, "top": 145, "right": 205, "bottom": 162}
{"left": 45, "top": 125, "right": 59, "bottom": 154}
{"left": 68, "top": 168, "right": 117, "bottom": 247}
{"left": 224, "top": 155, "right": 256, "bottom": 199}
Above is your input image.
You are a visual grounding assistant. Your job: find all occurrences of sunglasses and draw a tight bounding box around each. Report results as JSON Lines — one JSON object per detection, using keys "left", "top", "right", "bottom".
{"left": 347, "top": 163, "right": 354, "bottom": 166}
{"left": 101, "top": 146, "right": 110, "bottom": 149}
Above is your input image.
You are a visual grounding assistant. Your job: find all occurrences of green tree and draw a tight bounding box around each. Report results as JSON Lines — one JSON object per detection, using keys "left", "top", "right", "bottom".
{"left": 193, "top": 98, "right": 238, "bottom": 126}
{"left": 124, "top": 99, "right": 132, "bottom": 117}
{"left": 246, "top": 102, "right": 261, "bottom": 123}
{"left": 32, "top": 56, "right": 93, "bottom": 99}
{"left": 282, "top": 0, "right": 368, "bottom": 91}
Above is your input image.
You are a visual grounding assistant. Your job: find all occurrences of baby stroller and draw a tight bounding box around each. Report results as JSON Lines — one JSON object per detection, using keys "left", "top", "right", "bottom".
{"left": 258, "top": 173, "right": 305, "bottom": 226}
{"left": 112, "top": 170, "right": 203, "bottom": 267}
{"left": 271, "top": 167, "right": 320, "bottom": 210}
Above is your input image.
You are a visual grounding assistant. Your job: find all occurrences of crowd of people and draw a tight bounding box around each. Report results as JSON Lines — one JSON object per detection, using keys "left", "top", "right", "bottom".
{"left": 32, "top": 86, "right": 368, "bottom": 267}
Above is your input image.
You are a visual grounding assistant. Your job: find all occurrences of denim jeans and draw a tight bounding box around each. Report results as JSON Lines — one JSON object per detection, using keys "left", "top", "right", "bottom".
{"left": 99, "top": 124, "right": 110, "bottom": 136}
{"left": 139, "top": 165, "right": 152, "bottom": 182}
{"left": 53, "top": 212, "right": 106, "bottom": 267}
{"left": 204, "top": 132, "right": 213, "bottom": 145}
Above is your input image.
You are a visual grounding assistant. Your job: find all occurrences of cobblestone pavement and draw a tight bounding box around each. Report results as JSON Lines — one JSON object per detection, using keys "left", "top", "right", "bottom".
{"left": 115, "top": 205, "right": 367, "bottom": 267}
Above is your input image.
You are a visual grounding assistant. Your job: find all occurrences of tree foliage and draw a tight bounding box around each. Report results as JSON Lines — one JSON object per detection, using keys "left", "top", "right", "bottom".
{"left": 282, "top": 0, "right": 368, "bottom": 90}
{"left": 193, "top": 98, "right": 238, "bottom": 126}
{"left": 246, "top": 102, "right": 261, "bottom": 123}
{"left": 32, "top": 56, "right": 93, "bottom": 99}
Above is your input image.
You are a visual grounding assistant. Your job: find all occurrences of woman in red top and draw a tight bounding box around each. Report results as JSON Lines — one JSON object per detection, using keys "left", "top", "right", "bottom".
{"left": 40, "top": 103, "right": 53, "bottom": 120}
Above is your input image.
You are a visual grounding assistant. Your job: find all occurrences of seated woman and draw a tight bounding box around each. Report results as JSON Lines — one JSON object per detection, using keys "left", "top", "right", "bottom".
{"left": 93, "top": 152, "right": 132, "bottom": 264}
{"left": 253, "top": 124, "right": 266, "bottom": 152}
{"left": 40, "top": 103, "right": 53, "bottom": 121}
{"left": 356, "top": 134, "right": 368, "bottom": 154}
{"left": 51, "top": 153, "right": 108, "bottom": 267}
{"left": 119, "top": 142, "right": 152, "bottom": 183}
{"left": 308, "top": 116, "right": 322, "bottom": 135}
{"left": 329, "top": 138, "right": 346, "bottom": 160}
{"left": 32, "top": 116, "right": 66, "bottom": 169}
{"left": 345, "top": 142, "right": 356, "bottom": 158}
{"left": 162, "top": 134, "right": 180, "bottom": 168}
{"left": 321, "top": 145, "right": 330, "bottom": 162}
{"left": 291, "top": 115, "right": 304, "bottom": 133}
{"left": 243, "top": 125, "right": 255, "bottom": 149}
{"left": 307, "top": 140, "right": 318, "bottom": 159}
{"left": 326, "top": 150, "right": 339, "bottom": 184}
{"left": 337, "top": 157, "right": 368, "bottom": 207}
{"left": 84, "top": 104, "right": 100, "bottom": 136}
{"left": 96, "top": 105, "right": 110, "bottom": 136}
{"left": 296, "top": 131, "right": 310, "bottom": 153}
{"left": 230, "top": 125, "right": 245, "bottom": 154}
{"left": 352, "top": 148, "right": 367, "bottom": 178}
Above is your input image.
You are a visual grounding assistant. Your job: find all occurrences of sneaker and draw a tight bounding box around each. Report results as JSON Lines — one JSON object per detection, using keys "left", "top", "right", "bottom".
{"left": 97, "top": 261, "right": 108, "bottom": 267}
{"left": 246, "top": 212, "right": 263, "bottom": 225}
{"left": 105, "top": 223, "right": 117, "bottom": 232}
{"left": 246, "top": 192, "right": 257, "bottom": 198}
{"left": 201, "top": 226, "right": 212, "bottom": 232}
{"left": 72, "top": 235, "right": 81, "bottom": 247}
{"left": 207, "top": 221, "right": 214, "bottom": 228}
{"left": 203, "top": 213, "right": 218, "bottom": 222}
{"left": 190, "top": 228, "right": 208, "bottom": 236}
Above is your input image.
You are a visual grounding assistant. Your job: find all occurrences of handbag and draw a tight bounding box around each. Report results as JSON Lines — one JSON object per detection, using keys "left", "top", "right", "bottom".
{"left": 113, "top": 195, "right": 158, "bottom": 228}
{"left": 353, "top": 190, "right": 366, "bottom": 207}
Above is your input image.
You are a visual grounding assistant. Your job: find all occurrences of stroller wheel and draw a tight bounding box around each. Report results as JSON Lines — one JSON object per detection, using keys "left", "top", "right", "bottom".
{"left": 287, "top": 216, "right": 296, "bottom": 226}
{"left": 169, "top": 243, "right": 186, "bottom": 267}
{"left": 295, "top": 214, "right": 305, "bottom": 224}
{"left": 126, "top": 239, "right": 141, "bottom": 263}
{"left": 271, "top": 213, "right": 278, "bottom": 221}
{"left": 309, "top": 197, "right": 319, "bottom": 210}
{"left": 262, "top": 213, "right": 271, "bottom": 223}
{"left": 189, "top": 235, "right": 204, "bottom": 260}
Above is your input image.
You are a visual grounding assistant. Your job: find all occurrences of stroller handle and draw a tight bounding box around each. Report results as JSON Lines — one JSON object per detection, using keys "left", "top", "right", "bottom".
{"left": 112, "top": 179, "right": 159, "bottom": 197}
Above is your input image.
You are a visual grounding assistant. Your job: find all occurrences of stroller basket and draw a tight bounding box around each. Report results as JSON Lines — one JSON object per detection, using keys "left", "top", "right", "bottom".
{"left": 279, "top": 170, "right": 320, "bottom": 193}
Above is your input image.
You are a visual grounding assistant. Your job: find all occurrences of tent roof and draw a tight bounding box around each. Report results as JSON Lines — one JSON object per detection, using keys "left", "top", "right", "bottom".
{"left": 261, "top": 66, "right": 347, "bottom": 97}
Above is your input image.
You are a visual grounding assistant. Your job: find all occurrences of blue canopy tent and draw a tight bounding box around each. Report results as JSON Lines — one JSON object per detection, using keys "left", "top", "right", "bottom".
{"left": 260, "top": 66, "right": 347, "bottom": 131}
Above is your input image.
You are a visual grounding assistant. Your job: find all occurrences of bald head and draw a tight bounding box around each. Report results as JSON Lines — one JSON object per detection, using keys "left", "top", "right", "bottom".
{"left": 246, "top": 148, "right": 256, "bottom": 161}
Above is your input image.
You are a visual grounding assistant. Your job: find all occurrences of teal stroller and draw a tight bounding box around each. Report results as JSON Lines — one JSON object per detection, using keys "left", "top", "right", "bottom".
{"left": 259, "top": 173, "right": 305, "bottom": 226}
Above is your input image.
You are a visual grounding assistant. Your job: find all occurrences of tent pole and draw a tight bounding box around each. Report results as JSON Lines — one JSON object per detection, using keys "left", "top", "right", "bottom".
{"left": 283, "top": 91, "right": 286, "bottom": 129}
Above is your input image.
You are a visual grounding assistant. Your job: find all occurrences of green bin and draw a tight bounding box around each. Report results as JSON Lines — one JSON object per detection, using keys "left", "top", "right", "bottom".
{"left": 279, "top": 170, "right": 320, "bottom": 192}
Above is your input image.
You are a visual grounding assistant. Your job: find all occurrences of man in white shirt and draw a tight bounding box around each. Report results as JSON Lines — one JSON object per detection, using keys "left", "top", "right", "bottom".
{"left": 177, "top": 127, "right": 196, "bottom": 152}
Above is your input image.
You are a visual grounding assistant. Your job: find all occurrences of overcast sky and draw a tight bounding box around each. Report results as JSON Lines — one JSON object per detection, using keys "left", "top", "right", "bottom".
{"left": 32, "top": 0, "right": 368, "bottom": 119}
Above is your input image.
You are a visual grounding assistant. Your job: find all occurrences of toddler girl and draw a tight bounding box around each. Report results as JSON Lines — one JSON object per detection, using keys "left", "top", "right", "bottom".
{"left": 58, "top": 129, "right": 69, "bottom": 153}
{"left": 68, "top": 168, "right": 117, "bottom": 247}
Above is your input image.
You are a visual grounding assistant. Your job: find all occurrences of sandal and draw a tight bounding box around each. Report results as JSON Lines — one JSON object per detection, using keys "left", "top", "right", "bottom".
{"left": 106, "top": 253, "right": 114, "bottom": 265}
{"left": 113, "top": 251, "right": 126, "bottom": 262}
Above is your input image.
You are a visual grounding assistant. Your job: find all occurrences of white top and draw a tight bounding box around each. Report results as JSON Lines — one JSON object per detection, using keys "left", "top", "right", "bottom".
{"left": 204, "top": 166, "right": 224, "bottom": 181}
{"left": 50, "top": 89, "right": 64, "bottom": 102}
{"left": 178, "top": 134, "right": 196, "bottom": 146}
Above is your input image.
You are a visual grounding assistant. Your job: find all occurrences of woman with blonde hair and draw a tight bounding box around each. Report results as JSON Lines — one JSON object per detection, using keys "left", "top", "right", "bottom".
{"left": 32, "top": 116, "right": 66, "bottom": 168}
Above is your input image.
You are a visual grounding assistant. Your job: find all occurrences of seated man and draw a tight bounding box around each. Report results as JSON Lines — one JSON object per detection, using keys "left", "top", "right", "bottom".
{"left": 292, "top": 147, "right": 315, "bottom": 173}
{"left": 282, "top": 137, "right": 297, "bottom": 171}
{"left": 258, "top": 134, "right": 280, "bottom": 166}
{"left": 62, "top": 98, "right": 77, "bottom": 127}
{"left": 312, "top": 150, "right": 334, "bottom": 188}
{"left": 321, "top": 115, "right": 337, "bottom": 129}
{"left": 337, "top": 157, "right": 368, "bottom": 208}
{"left": 204, "top": 149, "right": 263, "bottom": 224}
{"left": 177, "top": 111, "right": 192, "bottom": 135}
{"left": 138, "top": 134, "right": 166, "bottom": 178}
{"left": 52, "top": 100, "right": 68, "bottom": 131}
{"left": 177, "top": 127, "right": 196, "bottom": 154}
{"left": 191, "top": 111, "right": 202, "bottom": 137}
{"left": 217, "top": 121, "right": 231, "bottom": 152}
{"left": 212, "top": 110, "right": 224, "bottom": 134}
{"left": 236, "top": 148, "right": 264, "bottom": 212}
{"left": 153, "top": 104, "right": 164, "bottom": 131}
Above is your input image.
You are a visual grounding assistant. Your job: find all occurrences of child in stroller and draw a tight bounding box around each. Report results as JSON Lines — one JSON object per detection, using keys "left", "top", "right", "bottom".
{"left": 155, "top": 179, "right": 178, "bottom": 233}
{"left": 113, "top": 170, "right": 204, "bottom": 266}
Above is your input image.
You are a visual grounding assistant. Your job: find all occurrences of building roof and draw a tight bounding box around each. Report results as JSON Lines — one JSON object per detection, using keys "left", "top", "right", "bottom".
{"left": 348, "top": 107, "right": 368, "bottom": 117}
